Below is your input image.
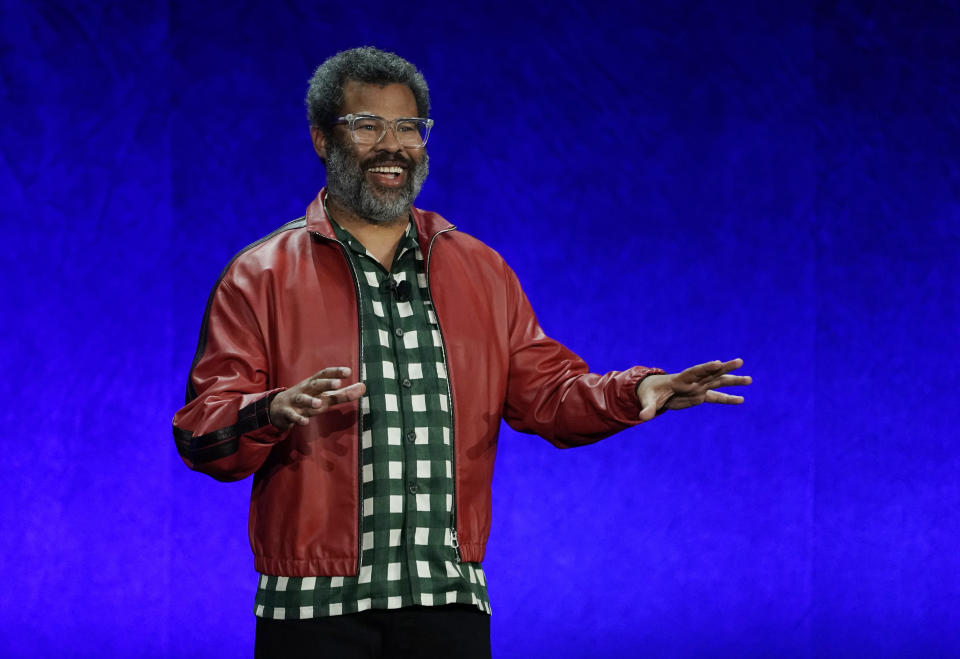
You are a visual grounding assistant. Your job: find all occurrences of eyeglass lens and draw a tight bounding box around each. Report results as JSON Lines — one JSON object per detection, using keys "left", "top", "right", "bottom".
{"left": 351, "top": 117, "right": 429, "bottom": 147}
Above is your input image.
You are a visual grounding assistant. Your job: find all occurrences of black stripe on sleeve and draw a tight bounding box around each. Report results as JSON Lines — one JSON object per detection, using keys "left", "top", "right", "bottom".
{"left": 173, "top": 393, "right": 278, "bottom": 465}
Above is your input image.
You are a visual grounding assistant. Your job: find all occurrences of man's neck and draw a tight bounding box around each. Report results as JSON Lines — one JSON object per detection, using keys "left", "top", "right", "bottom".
{"left": 325, "top": 195, "right": 410, "bottom": 271}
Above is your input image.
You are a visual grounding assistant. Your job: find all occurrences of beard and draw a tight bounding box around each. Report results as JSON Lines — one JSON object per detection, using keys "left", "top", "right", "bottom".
{"left": 324, "top": 135, "right": 429, "bottom": 224}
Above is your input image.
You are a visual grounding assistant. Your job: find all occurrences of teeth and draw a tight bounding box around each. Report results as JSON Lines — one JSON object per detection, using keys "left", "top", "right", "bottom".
{"left": 369, "top": 166, "right": 403, "bottom": 174}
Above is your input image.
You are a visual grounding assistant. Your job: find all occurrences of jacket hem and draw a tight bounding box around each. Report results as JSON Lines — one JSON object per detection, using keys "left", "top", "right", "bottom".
{"left": 255, "top": 555, "right": 360, "bottom": 577}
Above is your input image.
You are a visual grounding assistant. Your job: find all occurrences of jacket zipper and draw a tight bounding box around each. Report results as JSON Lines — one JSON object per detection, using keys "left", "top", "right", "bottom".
{"left": 424, "top": 226, "right": 462, "bottom": 563}
{"left": 314, "top": 231, "right": 366, "bottom": 577}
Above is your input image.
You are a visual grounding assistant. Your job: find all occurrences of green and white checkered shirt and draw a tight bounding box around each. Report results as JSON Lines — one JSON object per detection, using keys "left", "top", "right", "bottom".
{"left": 254, "top": 217, "right": 490, "bottom": 619}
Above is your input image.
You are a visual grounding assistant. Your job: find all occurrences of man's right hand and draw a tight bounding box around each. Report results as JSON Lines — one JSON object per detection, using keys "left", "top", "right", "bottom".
{"left": 269, "top": 367, "right": 366, "bottom": 430}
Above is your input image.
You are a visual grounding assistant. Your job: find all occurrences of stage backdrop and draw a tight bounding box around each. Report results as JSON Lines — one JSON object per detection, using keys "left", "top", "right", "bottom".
{"left": 2, "top": 1, "right": 958, "bottom": 657}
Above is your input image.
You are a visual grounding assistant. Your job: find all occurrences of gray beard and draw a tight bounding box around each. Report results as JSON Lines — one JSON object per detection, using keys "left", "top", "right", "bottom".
{"left": 324, "top": 136, "right": 429, "bottom": 224}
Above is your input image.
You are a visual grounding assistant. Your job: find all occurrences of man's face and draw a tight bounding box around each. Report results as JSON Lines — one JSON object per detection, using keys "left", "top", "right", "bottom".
{"left": 319, "top": 81, "right": 428, "bottom": 224}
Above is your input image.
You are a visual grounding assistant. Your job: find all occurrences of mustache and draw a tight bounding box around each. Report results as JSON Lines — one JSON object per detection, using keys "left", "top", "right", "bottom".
{"left": 362, "top": 153, "right": 413, "bottom": 169}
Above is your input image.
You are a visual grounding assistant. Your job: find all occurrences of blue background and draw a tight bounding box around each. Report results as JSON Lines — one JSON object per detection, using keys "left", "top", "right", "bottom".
{"left": 2, "top": 1, "right": 958, "bottom": 656}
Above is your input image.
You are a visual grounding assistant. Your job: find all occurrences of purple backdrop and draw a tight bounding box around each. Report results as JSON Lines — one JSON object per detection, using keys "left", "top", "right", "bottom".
{"left": 2, "top": 1, "right": 958, "bottom": 656}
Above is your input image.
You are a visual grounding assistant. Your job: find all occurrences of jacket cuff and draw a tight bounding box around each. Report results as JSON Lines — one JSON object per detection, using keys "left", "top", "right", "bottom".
{"left": 173, "top": 389, "right": 289, "bottom": 465}
{"left": 247, "top": 389, "right": 290, "bottom": 443}
{"left": 618, "top": 366, "right": 666, "bottom": 419}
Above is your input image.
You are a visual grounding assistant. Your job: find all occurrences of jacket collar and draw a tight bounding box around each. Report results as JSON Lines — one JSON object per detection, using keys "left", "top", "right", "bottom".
{"left": 306, "top": 188, "right": 455, "bottom": 249}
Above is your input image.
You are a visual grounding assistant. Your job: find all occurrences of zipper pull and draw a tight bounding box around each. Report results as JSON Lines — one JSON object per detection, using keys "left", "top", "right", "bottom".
{"left": 451, "top": 528, "right": 461, "bottom": 564}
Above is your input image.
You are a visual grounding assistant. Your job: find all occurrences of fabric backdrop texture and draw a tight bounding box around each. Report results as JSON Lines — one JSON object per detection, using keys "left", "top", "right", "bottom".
{"left": 1, "top": 1, "right": 958, "bottom": 657}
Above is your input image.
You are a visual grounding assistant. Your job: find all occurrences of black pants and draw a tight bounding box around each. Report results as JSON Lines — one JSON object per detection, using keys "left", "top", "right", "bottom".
{"left": 254, "top": 605, "right": 491, "bottom": 659}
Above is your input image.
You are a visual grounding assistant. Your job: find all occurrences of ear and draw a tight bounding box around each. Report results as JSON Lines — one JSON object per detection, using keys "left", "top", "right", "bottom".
{"left": 310, "top": 126, "right": 327, "bottom": 161}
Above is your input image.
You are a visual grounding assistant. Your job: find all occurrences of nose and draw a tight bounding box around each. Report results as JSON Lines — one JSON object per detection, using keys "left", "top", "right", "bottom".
{"left": 376, "top": 124, "right": 404, "bottom": 152}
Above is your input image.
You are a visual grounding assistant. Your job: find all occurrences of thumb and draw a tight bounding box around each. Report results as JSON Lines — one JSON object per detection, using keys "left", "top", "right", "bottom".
{"left": 637, "top": 390, "right": 658, "bottom": 422}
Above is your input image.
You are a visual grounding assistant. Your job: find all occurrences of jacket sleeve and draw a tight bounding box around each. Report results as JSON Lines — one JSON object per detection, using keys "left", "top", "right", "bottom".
{"left": 172, "top": 274, "right": 290, "bottom": 482}
{"left": 499, "top": 262, "right": 663, "bottom": 448}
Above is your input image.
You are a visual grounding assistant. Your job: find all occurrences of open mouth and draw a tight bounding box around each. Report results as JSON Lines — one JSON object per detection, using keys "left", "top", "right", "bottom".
{"left": 367, "top": 165, "right": 406, "bottom": 188}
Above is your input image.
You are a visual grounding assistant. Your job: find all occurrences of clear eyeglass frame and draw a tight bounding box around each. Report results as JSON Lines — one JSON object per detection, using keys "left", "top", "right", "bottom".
{"left": 332, "top": 113, "right": 434, "bottom": 149}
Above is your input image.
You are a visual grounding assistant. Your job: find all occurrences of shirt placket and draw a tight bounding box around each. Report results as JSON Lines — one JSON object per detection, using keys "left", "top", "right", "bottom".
{"left": 356, "top": 240, "right": 408, "bottom": 607}
{"left": 381, "top": 242, "right": 428, "bottom": 602}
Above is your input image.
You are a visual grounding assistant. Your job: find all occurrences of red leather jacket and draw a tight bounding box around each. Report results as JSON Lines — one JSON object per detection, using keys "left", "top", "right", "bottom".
{"left": 173, "top": 190, "right": 662, "bottom": 577}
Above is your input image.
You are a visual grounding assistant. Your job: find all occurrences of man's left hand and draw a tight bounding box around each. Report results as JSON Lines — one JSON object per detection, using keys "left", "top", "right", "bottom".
{"left": 636, "top": 358, "right": 751, "bottom": 421}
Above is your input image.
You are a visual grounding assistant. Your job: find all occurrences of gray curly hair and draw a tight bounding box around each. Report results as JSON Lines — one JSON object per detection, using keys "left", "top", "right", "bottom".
{"left": 305, "top": 46, "right": 431, "bottom": 131}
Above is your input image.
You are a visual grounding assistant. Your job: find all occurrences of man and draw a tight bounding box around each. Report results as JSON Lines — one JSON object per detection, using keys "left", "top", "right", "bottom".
{"left": 173, "top": 46, "right": 750, "bottom": 658}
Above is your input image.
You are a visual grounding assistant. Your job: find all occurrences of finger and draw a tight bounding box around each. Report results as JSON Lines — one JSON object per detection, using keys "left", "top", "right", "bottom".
{"left": 636, "top": 388, "right": 663, "bottom": 422}
{"left": 681, "top": 358, "right": 745, "bottom": 384}
{"left": 638, "top": 397, "right": 656, "bottom": 421}
{"left": 305, "top": 378, "right": 343, "bottom": 394}
{"left": 292, "top": 393, "right": 326, "bottom": 412}
{"left": 638, "top": 403, "right": 657, "bottom": 422}
{"left": 318, "top": 382, "right": 367, "bottom": 408}
{"left": 308, "top": 366, "right": 352, "bottom": 382}
{"left": 704, "top": 390, "right": 745, "bottom": 404}
{"left": 704, "top": 374, "right": 752, "bottom": 389}
{"left": 304, "top": 367, "right": 360, "bottom": 394}
{"left": 715, "top": 358, "right": 744, "bottom": 375}
{"left": 286, "top": 408, "right": 311, "bottom": 426}
{"left": 703, "top": 358, "right": 744, "bottom": 378}
{"left": 679, "top": 360, "right": 725, "bottom": 382}
{"left": 290, "top": 393, "right": 325, "bottom": 412}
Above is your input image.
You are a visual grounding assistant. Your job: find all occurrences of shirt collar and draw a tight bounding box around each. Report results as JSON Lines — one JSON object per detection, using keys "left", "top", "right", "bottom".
{"left": 328, "top": 213, "right": 419, "bottom": 262}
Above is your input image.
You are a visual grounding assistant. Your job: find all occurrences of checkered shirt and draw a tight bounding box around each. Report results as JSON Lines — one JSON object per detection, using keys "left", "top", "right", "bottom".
{"left": 254, "top": 218, "right": 491, "bottom": 619}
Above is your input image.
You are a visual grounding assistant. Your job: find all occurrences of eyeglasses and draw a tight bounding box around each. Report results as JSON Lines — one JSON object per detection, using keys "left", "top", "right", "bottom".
{"left": 332, "top": 113, "right": 434, "bottom": 149}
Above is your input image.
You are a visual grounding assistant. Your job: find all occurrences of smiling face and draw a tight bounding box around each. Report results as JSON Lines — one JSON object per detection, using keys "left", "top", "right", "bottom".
{"left": 313, "top": 81, "right": 429, "bottom": 224}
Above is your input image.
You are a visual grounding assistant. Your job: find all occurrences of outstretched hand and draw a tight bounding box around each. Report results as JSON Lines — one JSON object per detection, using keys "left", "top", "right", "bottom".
{"left": 636, "top": 358, "right": 751, "bottom": 422}
{"left": 269, "top": 367, "right": 366, "bottom": 430}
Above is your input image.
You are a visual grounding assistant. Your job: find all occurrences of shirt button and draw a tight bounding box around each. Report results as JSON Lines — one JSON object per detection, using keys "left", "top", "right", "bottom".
{"left": 401, "top": 378, "right": 412, "bottom": 388}
{"left": 408, "top": 481, "right": 419, "bottom": 494}
{"left": 394, "top": 327, "right": 404, "bottom": 337}
{"left": 405, "top": 430, "right": 416, "bottom": 443}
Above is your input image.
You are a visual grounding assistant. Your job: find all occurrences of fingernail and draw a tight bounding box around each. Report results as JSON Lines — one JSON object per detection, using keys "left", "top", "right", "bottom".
{"left": 341, "top": 367, "right": 351, "bottom": 376}
{"left": 331, "top": 379, "right": 341, "bottom": 388}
